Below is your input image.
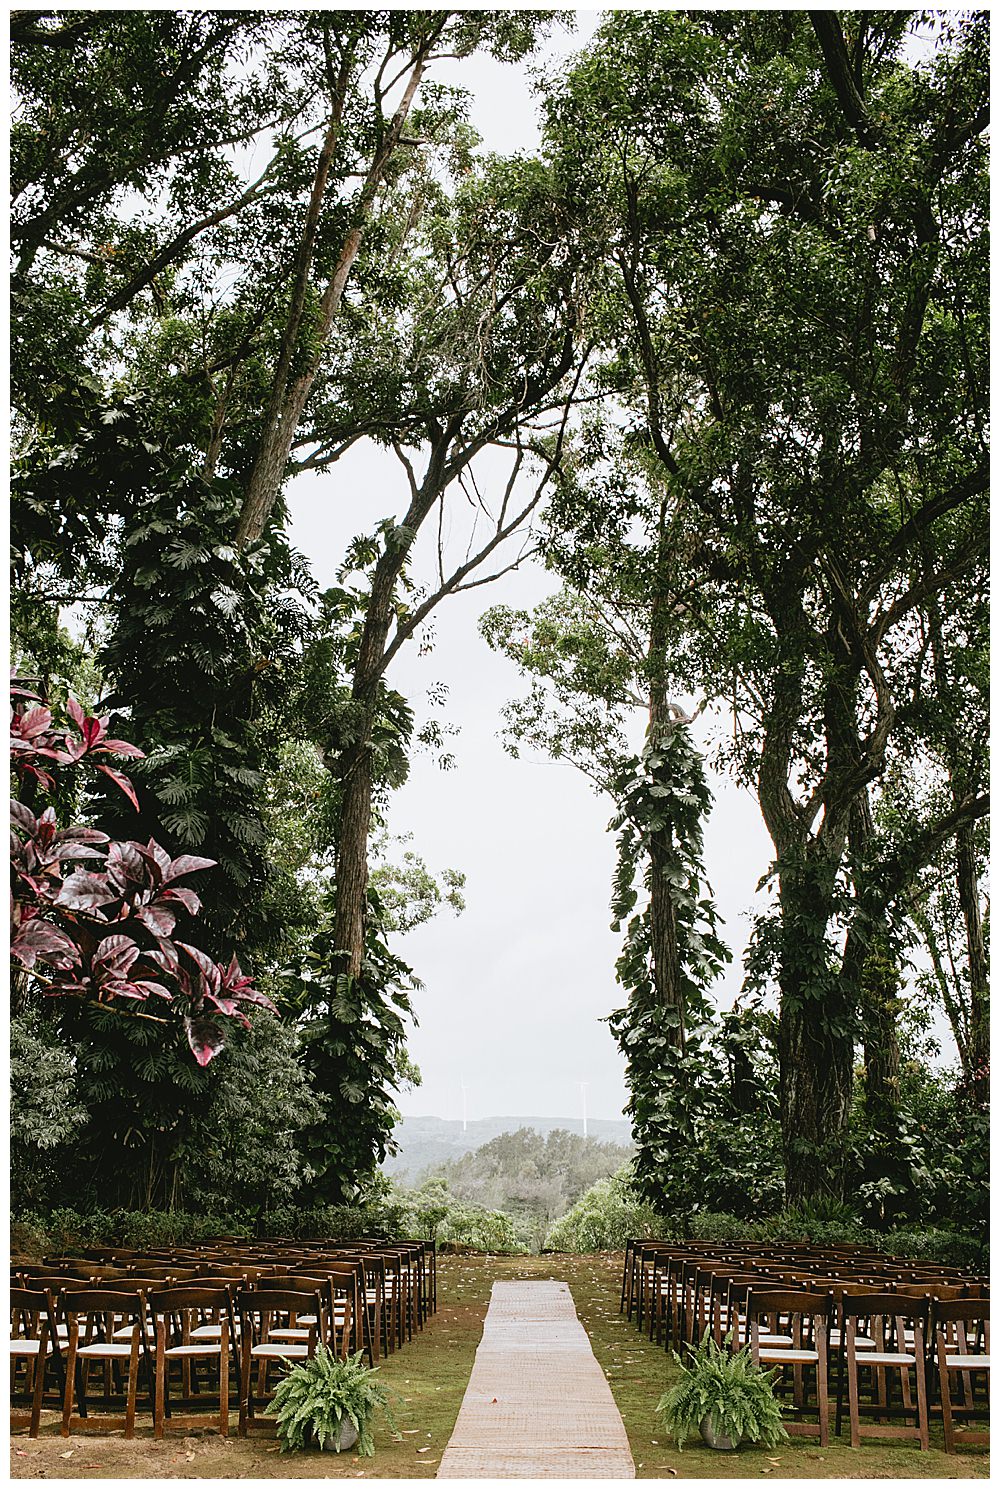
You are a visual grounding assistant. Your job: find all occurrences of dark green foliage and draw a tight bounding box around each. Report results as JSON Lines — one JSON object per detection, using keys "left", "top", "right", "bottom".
{"left": 685, "top": 1209, "right": 986, "bottom": 1272}
{"left": 44, "top": 1003, "right": 322, "bottom": 1214}
{"left": 284, "top": 908, "right": 418, "bottom": 1204}
{"left": 11, "top": 1208, "right": 253, "bottom": 1258}
{"left": 848, "top": 1055, "right": 989, "bottom": 1233}
{"left": 657, "top": 1332, "right": 788, "bottom": 1451}
{"left": 10, "top": 1009, "right": 89, "bottom": 1212}
{"left": 271, "top": 1347, "right": 397, "bottom": 1456}
{"left": 98, "top": 469, "right": 313, "bottom": 960}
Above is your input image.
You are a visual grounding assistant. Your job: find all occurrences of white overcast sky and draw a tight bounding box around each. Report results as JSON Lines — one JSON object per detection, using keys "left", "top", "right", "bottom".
{"left": 287, "top": 9, "right": 952, "bottom": 1123}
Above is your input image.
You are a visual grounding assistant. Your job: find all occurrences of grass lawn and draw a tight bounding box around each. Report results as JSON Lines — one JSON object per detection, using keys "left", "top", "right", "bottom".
{"left": 11, "top": 1251, "right": 988, "bottom": 1479}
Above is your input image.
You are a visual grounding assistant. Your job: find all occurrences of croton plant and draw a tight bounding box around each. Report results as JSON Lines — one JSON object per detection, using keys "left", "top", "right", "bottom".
{"left": 10, "top": 678, "right": 275, "bottom": 1064}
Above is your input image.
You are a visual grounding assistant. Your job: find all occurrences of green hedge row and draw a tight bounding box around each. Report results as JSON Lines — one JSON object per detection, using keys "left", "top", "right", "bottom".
{"left": 14, "top": 1199, "right": 985, "bottom": 1272}
{"left": 11, "top": 1198, "right": 530, "bottom": 1259}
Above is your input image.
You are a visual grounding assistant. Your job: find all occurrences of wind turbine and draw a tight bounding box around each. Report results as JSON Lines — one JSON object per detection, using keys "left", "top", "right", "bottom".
{"left": 580, "top": 1081, "right": 589, "bottom": 1139}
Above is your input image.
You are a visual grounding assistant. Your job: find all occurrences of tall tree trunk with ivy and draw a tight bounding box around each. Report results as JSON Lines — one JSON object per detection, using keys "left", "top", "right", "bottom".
{"left": 645, "top": 520, "right": 686, "bottom": 1052}
{"left": 955, "top": 821, "right": 989, "bottom": 1105}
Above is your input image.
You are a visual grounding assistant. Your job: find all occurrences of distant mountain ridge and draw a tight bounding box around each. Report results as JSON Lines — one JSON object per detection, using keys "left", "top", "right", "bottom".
{"left": 384, "top": 1113, "right": 634, "bottom": 1181}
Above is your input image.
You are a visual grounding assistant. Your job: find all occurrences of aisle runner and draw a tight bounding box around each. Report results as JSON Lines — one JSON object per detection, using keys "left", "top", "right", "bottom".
{"left": 437, "top": 1280, "right": 635, "bottom": 1479}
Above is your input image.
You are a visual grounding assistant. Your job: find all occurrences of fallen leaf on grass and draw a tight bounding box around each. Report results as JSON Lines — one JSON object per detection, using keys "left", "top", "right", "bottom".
{"left": 417, "top": 1447, "right": 432, "bottom": 1453}
{"left": 60, "top": 1451, "right": 74, "bottom": 1459}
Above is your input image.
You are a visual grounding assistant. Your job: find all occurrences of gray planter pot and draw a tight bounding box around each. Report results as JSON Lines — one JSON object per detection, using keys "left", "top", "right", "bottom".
{"left": 700, "top": 1415, "right": 741, "bottom": 1451}
{"left": 311, "top": 1418, "right": 360, "bottom": 1453}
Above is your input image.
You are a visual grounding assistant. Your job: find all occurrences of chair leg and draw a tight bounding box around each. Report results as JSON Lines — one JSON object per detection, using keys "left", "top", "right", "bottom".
{"left": 816, "top": 1353, "right": 829, "bottom": 1448}
{"left": 940, "top": 1362, "right": 955, "bottom": 1453}
{"left": 218, "top": 1346, "right": 229, "bottom": 1437}
{"left": 124, "top": 1335, "right": 139, "bottom": 1439}
{"left": 154, "top": 1327, "right": 166, "bottom": 1439}
{"left": 61, "top": 1336, "right": 78, "bottom": 1437}
{"left": 847, "top": 1347, "right": 861, "bottom": 1449}
{"left": 29, "top": 1341, "right": 48, "bottom": 1438}
{"left": 914, "top": 1357, "right": 930, "bottom": 1451}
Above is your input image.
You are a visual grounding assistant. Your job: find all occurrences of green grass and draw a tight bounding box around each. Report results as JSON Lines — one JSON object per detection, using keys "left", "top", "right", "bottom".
{"left": 10, "top": 1251, "right": 989, "bottom": 1479}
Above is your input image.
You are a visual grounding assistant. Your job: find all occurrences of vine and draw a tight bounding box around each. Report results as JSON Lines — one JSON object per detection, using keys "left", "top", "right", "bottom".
{"left": 607, "top": 724, "right": 740, "bottom": 1212}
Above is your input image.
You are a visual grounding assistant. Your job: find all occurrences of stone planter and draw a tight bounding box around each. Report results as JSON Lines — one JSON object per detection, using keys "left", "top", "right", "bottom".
{"left": 310, "top": 1418, "right": 359, "bottom": 1452}
{"left": 699, "top": 1415, "right": 741, "bottom": 1451}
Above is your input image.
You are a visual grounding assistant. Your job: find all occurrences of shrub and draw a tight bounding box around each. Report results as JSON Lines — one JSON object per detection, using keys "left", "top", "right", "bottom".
{"left": 543, "top": 1168, "right": 674, "bottom": 1252}
{"left": 437, "top": 1205, "right": 528, "bottom": 1254}
{"left": 10, "top": 1208, "right": 253, "bottom": 1256}
{"left": 688, "top": 1212, "right": 754, "bottom": 1242}
{"left": 676, "top": 1210, "right": 986, "bottom": 1270}
{"left": 881, "top": 1226, "right": 987, "bottom": 1272}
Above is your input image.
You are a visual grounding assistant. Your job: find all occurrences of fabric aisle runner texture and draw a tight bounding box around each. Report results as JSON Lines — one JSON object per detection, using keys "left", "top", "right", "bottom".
{"left": 436, "top": 1279, "right": 636, "bottom": 1479}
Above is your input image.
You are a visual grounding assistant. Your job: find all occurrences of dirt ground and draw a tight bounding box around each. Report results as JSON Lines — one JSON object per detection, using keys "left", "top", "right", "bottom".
{"left": 11, "top": 1251, "right": 989, "bottom": 1480}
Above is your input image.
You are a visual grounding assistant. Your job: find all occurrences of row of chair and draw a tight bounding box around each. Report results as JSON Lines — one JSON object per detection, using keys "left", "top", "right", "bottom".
{"left": 619, "top": 1239, "right": 989, "bottom": 1454}
{"left": 11, "top": 1233, "right": 437, "bottom": 1439}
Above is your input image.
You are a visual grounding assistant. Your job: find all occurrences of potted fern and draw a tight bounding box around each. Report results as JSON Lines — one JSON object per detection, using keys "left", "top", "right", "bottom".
{"left": 656, "top": 1331, "right": 787, "bottom": 1451}
{"left": 270, "top": 1347, "right": 396, "bottom": 1455}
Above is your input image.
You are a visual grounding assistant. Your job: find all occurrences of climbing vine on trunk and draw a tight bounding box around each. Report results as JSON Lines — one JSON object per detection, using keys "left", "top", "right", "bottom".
{"left": 607, "top": 723, "right": 730, "bottom": 1208}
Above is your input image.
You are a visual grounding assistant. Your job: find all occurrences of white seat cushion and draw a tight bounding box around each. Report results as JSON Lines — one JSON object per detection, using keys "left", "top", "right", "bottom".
{"left": 760, "top": 1348, "right": 819, "bottom": 1362}
{"left": 945, "top": 1355, "right": 991, "bottom": 1369}
{"left": 858, "top": 1351, "right": 916, "bottom": 1365}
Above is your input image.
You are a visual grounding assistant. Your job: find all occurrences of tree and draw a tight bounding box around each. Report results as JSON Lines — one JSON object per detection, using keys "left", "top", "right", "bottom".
{"left": 540, "top": 9, "right": 988, "bottom": 1199}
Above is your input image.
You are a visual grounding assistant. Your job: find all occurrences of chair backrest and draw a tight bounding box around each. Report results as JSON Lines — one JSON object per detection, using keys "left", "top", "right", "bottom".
{"left": 11, "top": 1287, "right": 59, "bottom": 1347}
{"left": 747, "top": 1288, "right": 831, "bottom": 1351}
{"left": 236, "top": 1286, "right": 324, "bottom": 1317}
{"left": 146, "top": 1284, "right": 235, "bottom": 1342}
{"left": 20, "top": 1272, "right": 90, "bottom": 1292}
{"left": 894, "top": 1281, "right": 966, "bottom": 1301}
{"left": 61, "top": 1290, "right": 147, "bottom": 1339}
{"left": 933, "top": 1297, "right": 989, "bottom": 1354}
{"left": 254, "top": 1274, "right": 326, "bottom": 1297}
{"left": 841, "top": 1291, "right": 929, "bottom": 1322}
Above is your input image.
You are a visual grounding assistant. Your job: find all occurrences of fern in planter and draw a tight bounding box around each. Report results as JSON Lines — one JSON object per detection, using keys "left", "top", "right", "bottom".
{"left": 270, "top": 1346, "right": 396, "bottom": 1454}
{"left": 656, "top": 1331, "right": 787, "bottom": 1450}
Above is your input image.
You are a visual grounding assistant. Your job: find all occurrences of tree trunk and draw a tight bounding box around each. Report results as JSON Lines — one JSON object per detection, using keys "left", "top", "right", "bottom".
{"left": 776, "top": 861, "right": 854, "bottom": 1203}
{"left": 647, "top": 815, "right": 683, "bottom": 1049}
{"left": 234, "top": 41, "right": 435, "bottom": 548}
{"left": 955, "top": 821, "right": 989, "bottom": 1104}
{"left": 859, "top": 934, "right": 901, "bottom": 1142}
{"left": 645, "top": 517, "right": 685, "bottom": 1049}
{"left": 332, "top": 742, "right": 374, "bottom": 979}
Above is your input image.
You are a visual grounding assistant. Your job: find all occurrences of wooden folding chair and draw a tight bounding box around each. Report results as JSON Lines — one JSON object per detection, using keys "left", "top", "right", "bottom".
{"left": 60, "top": 1290, "right": 147, "bottom": 1439}
{"left": 748, "top": 1289, "right": 831, "bottom": 1445}
{"left": 11, "top": 1287, "right": 63, "bottom": 1437}
{"left": 149, "top": 1286, "right": 236, "bottom": 1438}
{"left": 934, "top": 1298, "right": 989, "bottom": 1453}
{"left": 843, "top": 1293, "right": 929, "bottom": 1450}
{"left": 235, "top": 1287, "right": 322, "bottom": 1436}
